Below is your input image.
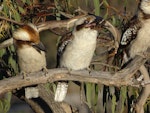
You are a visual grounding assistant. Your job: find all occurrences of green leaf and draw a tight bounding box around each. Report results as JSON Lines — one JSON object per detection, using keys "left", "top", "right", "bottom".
{"left": 112, "top": 16, "right": 116, "bottom": 26}
{"left": 103, "top": 0, "right": 109, "bottom": 6}
{"left": 13, "top": 11, "right": 21, "bottom": 21}
{"left": 85, "top": 0, "right": 88, "bottom": 7}
{"left": 26, "top": 0, "right": 31, "bottom": 5}
{"left": 112, "top": 95, "right": 116, "bottom": 113}
{"left": 18, "top": 6, "right": 25, "bottom": 14}
{"left": 93, "top": 0, "right": 100, "bottom": 16}
{"left": 8, "top": 46, "right": 18, "bottom": 74}
{"left": 0, "top": 49, "right": 6, "bottom": 57}
{"left": 86, "top": 83, "right": 98, "bottom": 108}
{"left": 3, "top": 92, "right": 12, "bottom": 113}
{"left": 0, "top": 34, "right": 4, "bottom": 39}
{"left": 0, "top": 92, "right": 12, "bottom": 113}
{"left": 0, "top": 100, "right": 4, "bottom": 113}
{"left": 21, "top": 0, "right": 26, "bottom": 3}
{"left": 3, "top": 2, "right": 8, "bottom": 17}
{"left": 86, "top": 83, "right": 92, "bottom": 107}
{"left": 120, "top": 87, "right": 127, "bottom": 113}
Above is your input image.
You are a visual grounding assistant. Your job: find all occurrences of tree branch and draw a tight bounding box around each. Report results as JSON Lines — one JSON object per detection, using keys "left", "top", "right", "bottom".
{"left": 38, "top": 84, "right": 67, "bottom": 113}
{"left": 134, "top": 65, "right": 150, "bottom": 113}
{"left": 36, "top": 15, "right": 86, "bottom": 32}
{"left": 0, "top": 56, "right": 147, "bottom": 95}
{"left": 0, "top": 16, "right": 24, "bottom": 25}
{"left": 0, "top": 38, "right": 13, "bottom": 49}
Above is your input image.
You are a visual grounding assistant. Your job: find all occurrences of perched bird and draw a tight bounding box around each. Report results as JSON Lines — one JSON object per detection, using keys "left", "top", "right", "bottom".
{"left": 13, "top": 23, "right": 46, "bottom": 98}
{"left": 55, "top": 14, "right": 117, "bottom": 102}
{"left": 120, "top": 0, "right": 150, "bottom": 60}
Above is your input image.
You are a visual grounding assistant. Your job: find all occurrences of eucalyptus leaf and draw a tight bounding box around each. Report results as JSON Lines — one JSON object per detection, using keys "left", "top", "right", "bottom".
{"left": 13, "top": 11, "right": 21, "bottom": 21}
{"left": 0, "top": 100, "right": 4, "bottom": 113}
{"left": 93, "top": 0, "right": 100, "bottom": 16}
{"left": 4, "top": 92, "right": 11, "bottom": 113}
{"left": 18, "top": 6, "right": 25, "bottom": 14}
{"left": 112, "top": 95, "right": 116, "bottom": 113}
{"left": 21, "top": 0, "right": 26, "bottom": 3}
{"left": 26, "top": 0, "right": 31, "bottom": 5}
{"left": 0, "top": 92, "right": 11, "bottom": 113}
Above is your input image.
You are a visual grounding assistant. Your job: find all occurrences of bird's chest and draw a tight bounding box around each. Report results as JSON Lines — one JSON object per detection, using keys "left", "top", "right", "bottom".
{"left": 129, "top": 20, "right": 150, "bottom": 57}
{"left": 137, "top": 20, "right": 150, "bottom": 41}
{"left": 60, "top": 31, "right": 97, "bottom": 70}
{"left": 17, "top": 45, "right": 46, "bottom": 73}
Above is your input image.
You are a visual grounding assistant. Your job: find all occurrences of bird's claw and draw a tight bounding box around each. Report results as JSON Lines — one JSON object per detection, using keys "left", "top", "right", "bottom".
{"left": 42, "top": 67, "right": 48, "bottom": 76}
{"left": 20, "top": 71, "right": 28, "bottom": 79}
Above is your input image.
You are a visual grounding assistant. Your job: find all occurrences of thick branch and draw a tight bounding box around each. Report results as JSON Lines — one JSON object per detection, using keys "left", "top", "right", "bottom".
{"left": 0, "top": 56, "right": 147, "bottom": 95}
{"left": 38, "top": 84, "right": 66, "bottom": 113}
{"left": 135, "top": 65, "right": 150, "bottom": 113}
{"left": 24, "top": 98, "right": 45, "bottom": 113}
{"left": 37, "top": 15, "right": 86, "bottom": 32}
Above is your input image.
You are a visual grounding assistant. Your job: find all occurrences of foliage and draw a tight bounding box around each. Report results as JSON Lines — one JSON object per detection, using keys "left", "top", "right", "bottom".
{"left": 0, "top": 92, "right": 12, "bottom": 113}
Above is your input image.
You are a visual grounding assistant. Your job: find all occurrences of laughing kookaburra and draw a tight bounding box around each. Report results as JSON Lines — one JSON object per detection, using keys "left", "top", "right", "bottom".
{"left": 13, "top": 23, "right": 46, "bottom": 99}
{"left": 54, "top": 14, "right": 118, "bottom": 102}
{"left": 120, "top": 0, "right": 150, "bottom": 61}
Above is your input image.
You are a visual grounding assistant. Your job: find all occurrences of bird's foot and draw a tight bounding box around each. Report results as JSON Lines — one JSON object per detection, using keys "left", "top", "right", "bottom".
{"left": 20, "top": 71, "right": 29, "bottom": 80}
{"left": 42, "top": 67, "right": 48, "bottom": 76}
{"left": 86, "top": 67, "right": 92, "bottom": 75}
{"left": 67, "top": 68, "right": 73, "bottom": 75}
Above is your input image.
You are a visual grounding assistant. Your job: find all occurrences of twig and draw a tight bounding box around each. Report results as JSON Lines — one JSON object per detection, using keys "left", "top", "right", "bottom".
{"left": 0, "top": 38, "right": 13, "bottom": 49}
{"left": 104, "top": 21, "right": 121, "bottom": 53}
{"left": 0, "top": 16, "right": 23, "bottom": 25}
{"left": 58, "top": 11, "right": 74, "bottom": 18}
{"left": 91, "top": 61, "right": 120, "bottom": 70}
{"left": 74, "top": 7, "right": 88, "bottom": 15}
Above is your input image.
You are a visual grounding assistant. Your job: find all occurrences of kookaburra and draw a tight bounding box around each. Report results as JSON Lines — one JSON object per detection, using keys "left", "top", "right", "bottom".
{"left": 13, "top": 23, "right": 46, "bottom": 99}
{"left": 55, "top": 14, "right": 118, "bottom": 102}
{"left": 120, "top": 0, "right": 150, "bottom": 60}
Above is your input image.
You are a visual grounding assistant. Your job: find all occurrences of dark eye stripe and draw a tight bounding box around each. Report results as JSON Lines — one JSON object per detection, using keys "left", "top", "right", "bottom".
{"left": 76, "top": 23, "right": 86, "bottom": 31}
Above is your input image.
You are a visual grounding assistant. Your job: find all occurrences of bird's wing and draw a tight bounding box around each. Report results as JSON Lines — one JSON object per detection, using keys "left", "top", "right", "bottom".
{"left": 120, "top": 16, "right": 142, "bottom": 46}
{"left": 57, "top": 32, "right": 73, "bottom": 67}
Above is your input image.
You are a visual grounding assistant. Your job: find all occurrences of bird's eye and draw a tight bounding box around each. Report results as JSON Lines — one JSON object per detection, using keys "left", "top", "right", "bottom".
{"left": 84, "top": 20, "right": 89, "bottom": 24}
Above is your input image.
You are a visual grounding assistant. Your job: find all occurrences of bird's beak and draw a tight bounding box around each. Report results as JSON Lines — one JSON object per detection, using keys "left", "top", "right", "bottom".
{"left": 32, "top": 42, "right": 46, "bottom": 53}
{"left": 94, "top": 16, "right": 105, "bottom": 25}
{"left": 85, "top": 16, "right": 105, "bottom": 28}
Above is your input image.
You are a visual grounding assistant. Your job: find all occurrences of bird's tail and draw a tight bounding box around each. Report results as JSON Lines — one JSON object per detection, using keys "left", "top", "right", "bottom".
{"left": 54, "top": 82, "right": 68, "bottom": 102}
